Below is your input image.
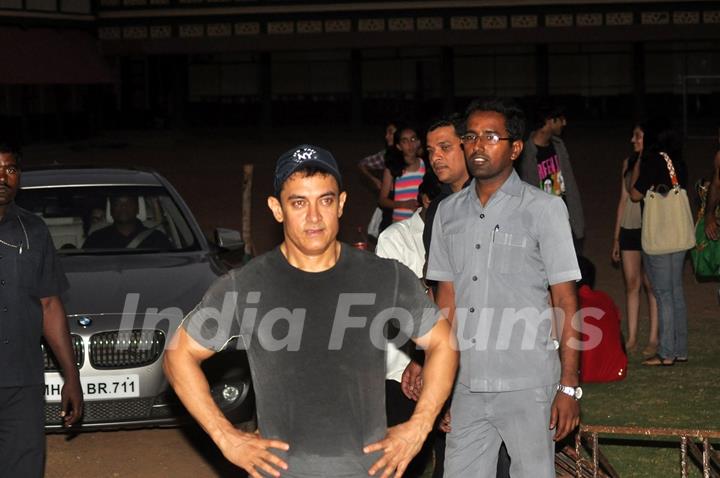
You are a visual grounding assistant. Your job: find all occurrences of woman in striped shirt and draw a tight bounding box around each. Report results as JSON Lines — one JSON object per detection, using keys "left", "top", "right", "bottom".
{"left": 378, "top": 125, "right": 426, "bottom": 223}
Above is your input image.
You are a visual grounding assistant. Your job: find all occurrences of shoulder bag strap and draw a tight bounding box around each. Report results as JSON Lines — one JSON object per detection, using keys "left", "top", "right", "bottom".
{"left": 659, "top": 152, "right": 679, "bottom": 189}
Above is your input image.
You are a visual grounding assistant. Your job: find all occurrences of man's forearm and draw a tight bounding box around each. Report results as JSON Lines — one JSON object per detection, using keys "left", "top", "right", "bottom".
{"left": 408, "top": 322, "right": 458, "bottom": 434}
{"left": 42, "top": 297, "right": 80, "bottom": 381}
{"left": 553, "top": 284, "right": 580, "bottom": 387}
{"left": 164, "top": 334, "right": 236, "bottom": 446}
{"left": 434, "top": 282, "right": 456, "bottom": 326}
{"left": 557, "top": 293, "right": 580, "bottom": 386}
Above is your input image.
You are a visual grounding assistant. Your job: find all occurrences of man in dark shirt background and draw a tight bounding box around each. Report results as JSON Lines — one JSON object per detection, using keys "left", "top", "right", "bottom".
{"left": 83, "top": 195, "right": 171, "bottom": 249}
{"left": 517, "top": 104, "right": 585, "bottom": 252}
{"left": 0, "top": 143, "right": 83, "bottom": 477}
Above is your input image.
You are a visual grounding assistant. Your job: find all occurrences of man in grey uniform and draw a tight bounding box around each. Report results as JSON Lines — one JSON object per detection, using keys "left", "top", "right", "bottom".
{"left": 427, "top": 98, "right": 582, "bottom": 477}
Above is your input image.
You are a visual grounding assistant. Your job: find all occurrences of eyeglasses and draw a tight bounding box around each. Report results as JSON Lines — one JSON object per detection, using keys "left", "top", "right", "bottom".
{"left": 460, "top": 132, "right": 512, "bottom": 146}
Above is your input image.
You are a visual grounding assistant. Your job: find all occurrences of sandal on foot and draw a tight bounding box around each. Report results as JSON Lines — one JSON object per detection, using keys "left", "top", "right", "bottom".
{"left": 642, "top": 355, "right": 675, "bottom": 366}
{"left": 642, "top": 344, "right": 658, "bottom": 357}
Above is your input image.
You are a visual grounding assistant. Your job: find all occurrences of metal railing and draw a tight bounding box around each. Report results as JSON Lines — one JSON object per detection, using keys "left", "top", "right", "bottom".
{"left": 572, "top": 425, "right": 720, "bottom": 478}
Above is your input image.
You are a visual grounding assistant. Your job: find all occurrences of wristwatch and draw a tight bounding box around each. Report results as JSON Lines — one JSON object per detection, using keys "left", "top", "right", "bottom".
{"left": 557, "top": 384, "right": 583, "bottom": 400}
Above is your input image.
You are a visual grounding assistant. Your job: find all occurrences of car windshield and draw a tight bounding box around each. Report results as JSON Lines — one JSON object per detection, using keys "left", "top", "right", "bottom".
{"left": 16, "top": 185, "right": 200, "bottom": 254}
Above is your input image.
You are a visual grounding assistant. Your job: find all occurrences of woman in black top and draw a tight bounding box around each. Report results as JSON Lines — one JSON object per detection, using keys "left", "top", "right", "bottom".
{"left": 630, "top": 119, "right": 688, "bottom": 366}
{"left": 611, "top": 123, "right": 658, "bottom": 356}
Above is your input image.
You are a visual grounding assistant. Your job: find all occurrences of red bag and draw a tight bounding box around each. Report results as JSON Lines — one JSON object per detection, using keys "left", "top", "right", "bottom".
{"left": 578, "top": 285, "right": 627, "bottom": 383}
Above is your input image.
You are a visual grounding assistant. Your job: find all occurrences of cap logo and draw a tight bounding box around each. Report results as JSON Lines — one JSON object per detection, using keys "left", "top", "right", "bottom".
{"left": 292, "top": 147, "right": 317, "bottom": 163}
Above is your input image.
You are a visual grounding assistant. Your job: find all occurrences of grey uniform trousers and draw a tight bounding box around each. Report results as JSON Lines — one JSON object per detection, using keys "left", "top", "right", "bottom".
{"left": 444, "top": 383, "right": 557, "bottom": 478}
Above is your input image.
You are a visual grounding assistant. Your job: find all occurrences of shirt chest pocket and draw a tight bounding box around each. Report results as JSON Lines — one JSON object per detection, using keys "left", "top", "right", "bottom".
{"left": 491, "top": 231, "right": 529, "bottom": 274}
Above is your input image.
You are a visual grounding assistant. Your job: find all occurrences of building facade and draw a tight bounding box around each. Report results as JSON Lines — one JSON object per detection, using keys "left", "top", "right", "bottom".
{"left": 2, "top": 0, "right": 719, "bottom": 138}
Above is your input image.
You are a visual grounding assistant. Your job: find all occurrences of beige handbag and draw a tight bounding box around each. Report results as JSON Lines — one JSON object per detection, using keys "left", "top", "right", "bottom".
{"left": 641, "top": 152, "right": 696, "bottom": 255}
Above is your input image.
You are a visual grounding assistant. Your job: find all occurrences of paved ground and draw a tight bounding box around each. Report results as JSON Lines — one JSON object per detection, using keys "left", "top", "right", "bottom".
{"left": 32, "top": 122, "right": 718, "bottom": 477}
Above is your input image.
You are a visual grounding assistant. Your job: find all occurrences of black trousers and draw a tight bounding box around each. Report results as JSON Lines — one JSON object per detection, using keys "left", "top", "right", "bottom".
{"left": 0, "top": 385, "right": 45, "bottom": 478}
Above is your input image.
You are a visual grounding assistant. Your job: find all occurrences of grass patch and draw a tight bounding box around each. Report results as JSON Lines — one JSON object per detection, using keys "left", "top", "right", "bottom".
{"left": 579, "top": 276, "right": 720, "bottom": 476}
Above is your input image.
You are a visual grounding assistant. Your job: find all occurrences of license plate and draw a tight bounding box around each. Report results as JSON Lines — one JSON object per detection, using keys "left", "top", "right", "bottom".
{"left": 45, "top": 374, "right": 140, "bottom": 402}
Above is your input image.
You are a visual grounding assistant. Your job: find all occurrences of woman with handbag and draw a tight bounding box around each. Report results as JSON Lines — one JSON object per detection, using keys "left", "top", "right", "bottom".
{"left": 611, "top": 123, "right": 659, "bottom": 356}
{"left": 630, "top": 119, "right": 691, "bottom": 366}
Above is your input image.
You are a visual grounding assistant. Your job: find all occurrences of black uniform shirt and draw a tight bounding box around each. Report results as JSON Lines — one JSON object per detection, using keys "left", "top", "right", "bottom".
{"left": 0, "top": 203, "right": 69, "bottom": 387}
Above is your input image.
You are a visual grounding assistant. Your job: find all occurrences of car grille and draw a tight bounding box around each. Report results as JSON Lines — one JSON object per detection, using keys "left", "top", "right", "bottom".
{"left": 90, "top": 330, "right": 165, "bottom": 369}
{"left": 42, "top": 334, "right": 84, "bottom": 371}
{"left": 45, "top": 397, "right": 158, "bottom": 425}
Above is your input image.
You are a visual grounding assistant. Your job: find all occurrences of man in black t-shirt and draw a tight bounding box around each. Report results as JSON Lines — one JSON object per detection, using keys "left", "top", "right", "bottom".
{"left": 164, "top": 145, "right": 457, "bottom": 478}
{"left": 83, "top": 195, "right": 171, "bottom": 250}
{"left": 517, "top": 104, "right": 584, "bottom": 250}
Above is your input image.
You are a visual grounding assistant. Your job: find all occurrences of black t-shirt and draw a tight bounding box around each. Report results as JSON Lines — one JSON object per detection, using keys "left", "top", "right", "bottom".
{"left": 184, "top": 244, "right": 438, "bottom": 478}
{"left": 535, "top": 142, "right": 566, "bottom": 196}
{"left": 83, "top": 219, "right": 171, "bottom": 249}
{"left": 0, "top": 204, "right": 69, "bottom": 387}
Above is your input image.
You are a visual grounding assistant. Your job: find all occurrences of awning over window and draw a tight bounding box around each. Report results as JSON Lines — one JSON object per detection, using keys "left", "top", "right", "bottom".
{"left": 0, "top": 27, "right": 114, "bottom": 85}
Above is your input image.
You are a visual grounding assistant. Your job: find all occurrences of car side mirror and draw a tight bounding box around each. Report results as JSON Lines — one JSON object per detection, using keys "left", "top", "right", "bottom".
{"left": 214, "top": 228, "right": 244, "bottom": 251}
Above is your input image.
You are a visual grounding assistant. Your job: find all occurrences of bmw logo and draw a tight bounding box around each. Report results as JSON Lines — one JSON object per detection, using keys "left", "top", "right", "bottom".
{"left": 77, "top": 316, "right": 93, "bottom": 328}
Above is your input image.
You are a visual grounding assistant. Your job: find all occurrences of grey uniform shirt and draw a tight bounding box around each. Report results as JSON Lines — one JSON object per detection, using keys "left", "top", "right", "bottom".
{"left": 427, "top": 170, "right": 580, "bottom": 392}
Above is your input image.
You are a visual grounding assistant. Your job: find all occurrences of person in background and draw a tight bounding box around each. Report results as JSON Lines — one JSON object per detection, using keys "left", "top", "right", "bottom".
{"left": 83, "top": 195, "right": 171, "bottom": 250}
{"left": 379, "top": 124, "right": 425, "bottom": 224}
{"left": 630, "top": 119, "right": 689, "bottom": 366}
{"left": 703, "top": 127, "right": 720, "bottom": 241}
{"left": 518, "top": 103, "right": 584, "bottom": 252}
{"left": 360, "top": 122, "right": 397, "bottom": 239}
{"left": 422, "top": 114, "right": 471, "bottom": 255}
{"left": 611, "top": 123, "right": 659, "bottom": 356}
{"left": 376, "top": 172, "right": 441, "bottom": 477}
{"left": 358, "top": 122, "right": 397, "bottom": 190}
{"left": 576, "top": 256, "right": 628, "bottom": 383}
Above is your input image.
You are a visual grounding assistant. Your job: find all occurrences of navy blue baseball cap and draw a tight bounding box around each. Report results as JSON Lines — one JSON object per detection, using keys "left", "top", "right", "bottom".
{"left": 273, "top": 144, "right": 343, "bottom": 196}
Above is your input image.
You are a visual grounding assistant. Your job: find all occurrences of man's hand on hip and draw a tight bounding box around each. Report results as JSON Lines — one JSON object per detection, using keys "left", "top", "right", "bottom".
{"left": 549, "top": 392, "right": 580, "bottom": 441}
{"left": 217, "top": 429, "right": 290, "bottom": 478}
{"left": 364, "top": 418, "right": 429, "bottom": 478}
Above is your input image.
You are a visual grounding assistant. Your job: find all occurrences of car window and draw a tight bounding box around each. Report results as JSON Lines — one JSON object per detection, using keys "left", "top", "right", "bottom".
{"left": 16, "top": 185, "right": 200, "bottom": 253}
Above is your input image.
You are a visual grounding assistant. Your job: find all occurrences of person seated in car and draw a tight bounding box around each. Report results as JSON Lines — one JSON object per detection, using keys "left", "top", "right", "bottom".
{"left": 83, "top": 195, "right": 171, "bottom": 249}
